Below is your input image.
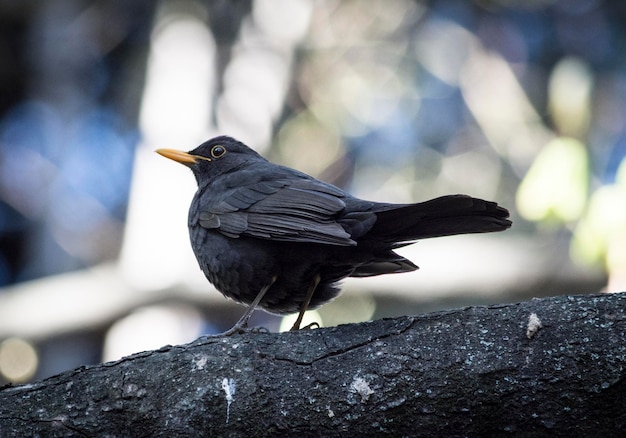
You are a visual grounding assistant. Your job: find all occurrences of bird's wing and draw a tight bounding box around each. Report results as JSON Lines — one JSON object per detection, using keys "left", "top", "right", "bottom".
{"left": 196, "top": 178, "right": 357, "bottom": 246}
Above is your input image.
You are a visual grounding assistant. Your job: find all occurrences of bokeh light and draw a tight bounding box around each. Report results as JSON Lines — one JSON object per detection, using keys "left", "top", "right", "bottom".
{"left": 0, "top": 337, "right": 38, "bottom": 383}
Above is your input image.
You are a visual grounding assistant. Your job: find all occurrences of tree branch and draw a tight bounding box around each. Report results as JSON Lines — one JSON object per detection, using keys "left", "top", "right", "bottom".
{"left": 1, "top": 292, "right": 625, "bottom": 436}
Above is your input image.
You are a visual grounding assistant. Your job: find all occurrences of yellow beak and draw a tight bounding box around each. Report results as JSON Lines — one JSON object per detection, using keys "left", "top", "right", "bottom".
{"left": 156, "top": 149, "right": 211, "bottom": 164}
{"left": 155, "top": 149, "right": 201, "bottom": 165}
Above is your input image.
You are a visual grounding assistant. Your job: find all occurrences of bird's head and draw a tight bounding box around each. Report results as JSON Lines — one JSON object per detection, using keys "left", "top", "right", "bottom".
{"left": 157, "top": 136, "right": 266, "bottom": 185}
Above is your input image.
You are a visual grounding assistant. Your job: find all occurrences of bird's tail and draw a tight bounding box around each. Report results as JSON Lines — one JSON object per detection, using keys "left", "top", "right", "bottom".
{"left": 366, "top": 194, "right": 511, "bottom": 243}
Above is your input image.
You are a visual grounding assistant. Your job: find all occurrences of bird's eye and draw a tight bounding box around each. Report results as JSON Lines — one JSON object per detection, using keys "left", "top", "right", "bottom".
{"left": 211, "top": 145, "right": 226, "bottom": 159}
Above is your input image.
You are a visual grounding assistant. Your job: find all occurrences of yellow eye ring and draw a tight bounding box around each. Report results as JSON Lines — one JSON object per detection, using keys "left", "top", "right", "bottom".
{"left": 211, "top": 145, "right": 226, "bottom": 159}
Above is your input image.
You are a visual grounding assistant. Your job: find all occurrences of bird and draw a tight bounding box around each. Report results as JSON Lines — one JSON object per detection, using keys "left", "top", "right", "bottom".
{"left": 157, "top": 136, "right": 511, "bottom": 334}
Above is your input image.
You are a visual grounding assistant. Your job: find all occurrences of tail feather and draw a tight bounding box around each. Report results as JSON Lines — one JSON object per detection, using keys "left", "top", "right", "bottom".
{"left": 366, "top": 195, "right": 511, "bottom": 243}
{"left": 351, "top": 250, "right": 419, "bottom": 277}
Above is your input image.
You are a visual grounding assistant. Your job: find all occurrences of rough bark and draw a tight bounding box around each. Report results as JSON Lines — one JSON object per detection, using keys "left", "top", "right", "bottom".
{"left": 1, "top": 293, "right": 625, "bottom": 437}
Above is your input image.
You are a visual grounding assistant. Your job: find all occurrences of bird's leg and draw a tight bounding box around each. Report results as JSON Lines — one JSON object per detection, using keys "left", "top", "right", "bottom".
{"left": 290, "top": 274, "right": 321, "bottom": 331}
{"left": 221, "top": 276, "right": 277, "bottom": 336}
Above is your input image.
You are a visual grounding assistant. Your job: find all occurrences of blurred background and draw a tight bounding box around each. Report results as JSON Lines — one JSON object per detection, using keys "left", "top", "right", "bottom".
{"left": 0, "top": 0, "right": 624, "bottom": 384}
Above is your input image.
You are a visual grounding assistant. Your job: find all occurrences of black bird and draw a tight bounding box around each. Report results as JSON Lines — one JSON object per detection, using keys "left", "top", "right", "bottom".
{"left": 157, "top": 136, "right": 511, "bottom": 333}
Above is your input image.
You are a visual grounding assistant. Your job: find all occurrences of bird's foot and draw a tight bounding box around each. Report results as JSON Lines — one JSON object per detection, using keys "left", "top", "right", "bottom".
{"left": 212, "top": 276, "right": 277, "bottom": 336}
{"left": 218, "top": 323, "right": 269, "bottom": 337}
{"left": 289, "top": 321, "right": 320, "bottom": 331}
{"left": 289, "top": 274, "right": 321, "bottom": 331}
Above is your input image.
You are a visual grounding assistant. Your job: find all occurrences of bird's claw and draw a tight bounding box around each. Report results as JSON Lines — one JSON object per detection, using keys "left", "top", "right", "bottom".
{"left": 289, "top": 321, "right": 320, "bottom": 331}
{"left": 218, "top": 323, "right": 270, "bottom": 336}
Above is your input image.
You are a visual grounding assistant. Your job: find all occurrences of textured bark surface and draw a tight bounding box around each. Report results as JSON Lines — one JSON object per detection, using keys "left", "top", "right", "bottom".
{"left": 1, "top": 292, "right": 625, "bottom": 437}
